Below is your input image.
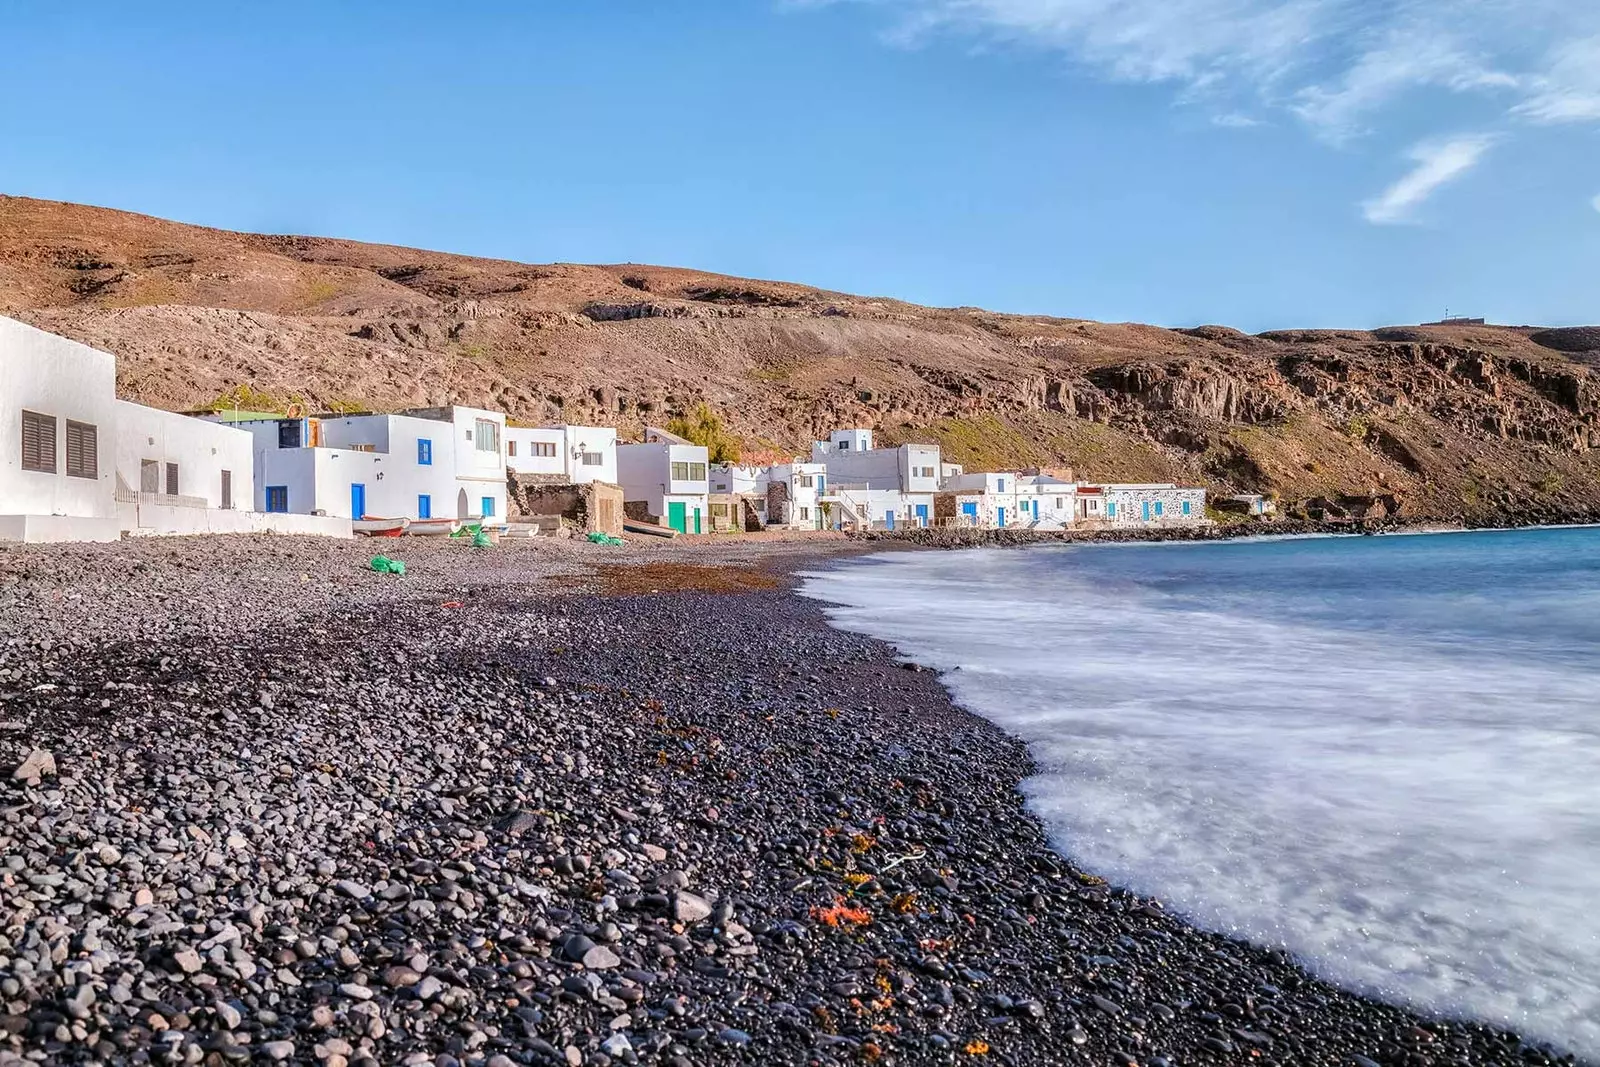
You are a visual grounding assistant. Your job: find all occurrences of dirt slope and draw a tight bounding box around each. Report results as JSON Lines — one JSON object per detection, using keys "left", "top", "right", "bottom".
{"left": 5, "top": 193, "right": 1599, "bottom": 522}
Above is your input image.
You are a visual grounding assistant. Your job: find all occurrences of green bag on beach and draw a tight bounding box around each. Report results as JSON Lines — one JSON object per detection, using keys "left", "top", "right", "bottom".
{"left": 370, "top": 555, "right": 406, "bottom": 575}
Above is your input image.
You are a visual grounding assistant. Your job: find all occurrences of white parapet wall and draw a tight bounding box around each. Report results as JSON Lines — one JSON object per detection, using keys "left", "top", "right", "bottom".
{"left": 0, "top": 515, "right": 124, "bottom": 543}
{"left": 116, "top": 500, "right": 351, "bottom": 538}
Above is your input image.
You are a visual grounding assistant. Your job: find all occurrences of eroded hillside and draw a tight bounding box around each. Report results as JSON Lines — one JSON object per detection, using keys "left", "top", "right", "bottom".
{"left": 5, "top": 193, "right": 1600, "bottom": 522}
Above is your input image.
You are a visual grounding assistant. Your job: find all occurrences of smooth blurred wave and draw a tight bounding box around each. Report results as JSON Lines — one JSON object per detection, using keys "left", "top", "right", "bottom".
{"left": 799, "top": 529, "right": 1600, "bottom": 1058}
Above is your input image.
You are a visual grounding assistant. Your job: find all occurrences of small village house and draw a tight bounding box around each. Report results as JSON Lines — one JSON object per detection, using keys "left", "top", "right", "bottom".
{"left": 709, "top": 460, "right": 828, "bottom": 530}
{"left": 505, "top": 424, "right": 619, "bottom": 485}
{"left": 1, "top": 316, "right": 344, "bottom": 541}
{"left": 813, "top": 428, "right": 939, "bottom": 529}
{"left": 399, "top": 406, "right": 509, "bottom": 521}
{"left": 616, "top": 427, "right": 710, "bottom": 534}
{"left": 938, "top": 472, "right": 1021, "bottom": 527}
{"left": 1076, "top": 483, "right": 1208, "bottom": 526}
{"left": 216, "top": 405, "right": 508, "bottom": 522}
{"left": 502, "top": 424, "right": 624, "bottom": 536}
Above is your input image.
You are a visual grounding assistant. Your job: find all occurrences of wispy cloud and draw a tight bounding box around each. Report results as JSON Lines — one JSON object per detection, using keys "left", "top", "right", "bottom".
{"left": 1592, "top": 193, "right": 1600, "bottom": 215}
{"left": 1212, "top": 112, "right": 1264, "bottom": 129}
{"left": 1361, "top": 135, "right": 1495, "bottom": 225}
{"left": 1513, "top": 36, "right": 1600, "bottom": 124}
{"left": 812, "top": 0, "right": 1600, "bottom": 138}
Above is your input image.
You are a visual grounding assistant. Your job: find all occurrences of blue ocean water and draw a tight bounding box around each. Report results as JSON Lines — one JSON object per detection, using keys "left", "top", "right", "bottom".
{"left": 800, "top": 529, "right": 1600, "bottom": 1058}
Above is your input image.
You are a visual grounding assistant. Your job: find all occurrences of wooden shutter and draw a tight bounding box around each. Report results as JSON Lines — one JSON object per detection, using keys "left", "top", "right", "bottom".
{"left": 165, "top": 462, "right": 178, "bottom": 497}
{"left": 221, "top": 470, "right": 232, "bottom": 510}
{"left": 64, "top": 420, "right": 97, "bottom": 479}
{"left": 20, "top": 411, "right": 56, "bottom": 473}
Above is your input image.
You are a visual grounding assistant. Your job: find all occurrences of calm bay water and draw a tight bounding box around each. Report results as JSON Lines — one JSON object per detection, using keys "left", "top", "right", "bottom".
{"left": 800, "top": 529, "right": 1600, "bottom": 1057}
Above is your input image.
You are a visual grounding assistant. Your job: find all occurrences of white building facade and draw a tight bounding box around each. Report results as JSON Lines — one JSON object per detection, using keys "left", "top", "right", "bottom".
{"left": 505, "top": 424, "right": 618, "bottom": 485}
{"left": 0, "top": 316, "right": 122, "bottom": 541}
{"left": 813, "top": 428, "right": 940, "bottom": 530}
{"left": 708, "top": 460, "right": 828, "bottom": 530}
{"left": 224, "top": 406, "right": 509, "bottom": 522}
{"left": 1080, "top": 484, "right": 1208, "bottom": 526}
{"left": 0, "top": 316, "right": 347, "bottom": 541}
{"left": 617, "top": 428, "right": 710, "bottom": 534}
{"left": 400, "top": 406, "right": 508, "bottom": 521}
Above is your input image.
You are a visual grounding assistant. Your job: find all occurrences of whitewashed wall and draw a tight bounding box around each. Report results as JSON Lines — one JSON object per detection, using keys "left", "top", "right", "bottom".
{"left": 114, "top": 401, "right": 254, "bottom": 509}
{"left": 0, "top": 316, "right": 118, "bottom": 519}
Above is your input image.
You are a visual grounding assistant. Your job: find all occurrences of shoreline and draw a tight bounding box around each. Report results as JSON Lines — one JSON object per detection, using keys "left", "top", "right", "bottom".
{"left": 0, "top": 535, "right": 1581, "bottom": 1066}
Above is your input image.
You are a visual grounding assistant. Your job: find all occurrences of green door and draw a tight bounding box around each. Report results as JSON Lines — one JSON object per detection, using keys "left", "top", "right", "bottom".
{"left": 668, "top": 501, "right": 687, "bottom": 533}
{"left": 693, "top": 508, "right": 702, "bottom": 534}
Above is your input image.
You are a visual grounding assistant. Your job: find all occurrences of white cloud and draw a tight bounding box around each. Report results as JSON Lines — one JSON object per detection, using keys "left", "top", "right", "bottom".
{"left": 1513, "top": 37, "right": 1600, "bottom": 124}
{"left": 1212, "top": 112, "right": 1265, "bottom": 128}
{"left": 815, "top": 0, "right": 1600, "bottom": 137}
{"left": 1361, "top": 135, "right": 1495, "bottom": 225}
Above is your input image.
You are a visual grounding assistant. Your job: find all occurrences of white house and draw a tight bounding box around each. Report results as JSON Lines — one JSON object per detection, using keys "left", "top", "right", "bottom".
{"left": 505, "top": 424, "right": 618, "bottom": 485}
{"left": 813, "top": 428, "right": 940, "bottom": 530}
{"left": 764, "top": 461, "right": 827, "bottom": 529}
{"left": 0, "top": 316, "right": 341, "bottom": 542}
{"left": 708, "top": 460, "right": 828, "bottom": 530}
{"left": 811, "top": 428, "right": 941, "bottom": 495}
{"left": 0, "top": 316, "right": 122, "bottom": 541}
{"left": 940, "top": 471, "right": 1023, "bottom": 528}
{"left": 1078, "top": 483, "right": 1208, "bottom": 526}
{"left": 400, "top": 406, "right": 509, "bottom": 521}
{"left": 1015, "top": 474, "right": 1077, "bottom": 528}
{"left": 617, "top": 427, "right": 710, "bottom": 534}
{"left": 222, "top": 406, "right": 509, "bottom": 522}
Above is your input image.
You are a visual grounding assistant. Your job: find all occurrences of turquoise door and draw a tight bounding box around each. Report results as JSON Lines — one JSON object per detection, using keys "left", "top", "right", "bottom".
{"left": 668, "top": 501, "right": 687, "bottom": 533}
{"left": 350, "top": 483, "right": 366, "bottom": 519}
{"left": 1142, "top": 501, "right": 1151, "bottom": 521}
{"left": 693, "top": 508, "right": 702, "bottom": 534}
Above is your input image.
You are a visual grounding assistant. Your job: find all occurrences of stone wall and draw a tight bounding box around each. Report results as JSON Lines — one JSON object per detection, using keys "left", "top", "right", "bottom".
{"left": 507, "top": 473, "right": 623, "bottom": 536}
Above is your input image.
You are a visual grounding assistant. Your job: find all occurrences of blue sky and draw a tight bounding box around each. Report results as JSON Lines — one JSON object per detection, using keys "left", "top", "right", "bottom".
{"left": 0, "top": 0, "right": 1595, "bottom": 331}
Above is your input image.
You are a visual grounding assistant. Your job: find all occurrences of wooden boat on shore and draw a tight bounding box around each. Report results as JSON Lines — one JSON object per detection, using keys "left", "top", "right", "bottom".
{"left": 406, "top": 518, "right": 461, "bottom": 537}
{"left": 353, "top": 516, "right": 410, "bottom": 537}
{"left": 623, "top": 520, "right": 678, "bottom": 539}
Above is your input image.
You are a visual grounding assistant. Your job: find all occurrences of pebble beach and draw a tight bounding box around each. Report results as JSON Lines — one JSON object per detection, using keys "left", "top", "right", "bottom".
{"left": 0, "top": 534, "right": 1577, "bottom": 1067}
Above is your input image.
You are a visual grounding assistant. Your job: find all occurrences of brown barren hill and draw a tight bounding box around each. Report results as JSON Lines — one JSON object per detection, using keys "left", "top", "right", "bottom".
{"left": 4, "top": 192, "right": 1600, "bottom": 524}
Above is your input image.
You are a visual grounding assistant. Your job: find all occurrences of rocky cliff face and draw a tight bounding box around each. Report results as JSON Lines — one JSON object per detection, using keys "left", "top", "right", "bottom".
{"left": 5, "top": 194, "right": 1600, "bottom": 524}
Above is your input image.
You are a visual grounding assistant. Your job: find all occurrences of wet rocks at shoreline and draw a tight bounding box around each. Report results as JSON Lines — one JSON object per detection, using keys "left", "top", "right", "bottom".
{"left": 0, "top": 536, "right": 1583, "bottom": 1065}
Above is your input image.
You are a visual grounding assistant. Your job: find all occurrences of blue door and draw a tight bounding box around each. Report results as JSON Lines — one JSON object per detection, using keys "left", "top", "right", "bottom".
{"left": 961, "top": 502, "right": 979, "bottom": 524}
{"left": 997, "top": 507, "right": 1006, "bottom": 527}
{"left": 915, "top": 504, "right": 929, "bottom": 527}
{"left": 1142, "top": 501, "right": 1151, "bottom": 522}
{"left": 418, "top": 494, "right": 432, "bottom": 519}
{"left": 885, "top": 511, "right": 895, "bottom": 530}
{"left": 351, "top": 483, "right": 366, "bottom": 519}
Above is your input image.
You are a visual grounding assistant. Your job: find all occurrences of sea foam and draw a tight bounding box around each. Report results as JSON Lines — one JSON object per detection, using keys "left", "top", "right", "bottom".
{"left": 800, "top": 529, "right": 1600, "bottom": 1058}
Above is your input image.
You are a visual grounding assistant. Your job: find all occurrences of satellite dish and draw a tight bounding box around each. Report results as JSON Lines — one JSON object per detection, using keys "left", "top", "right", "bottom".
{"left": 284, "top": 402, "right": 306, "bottom": 419}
